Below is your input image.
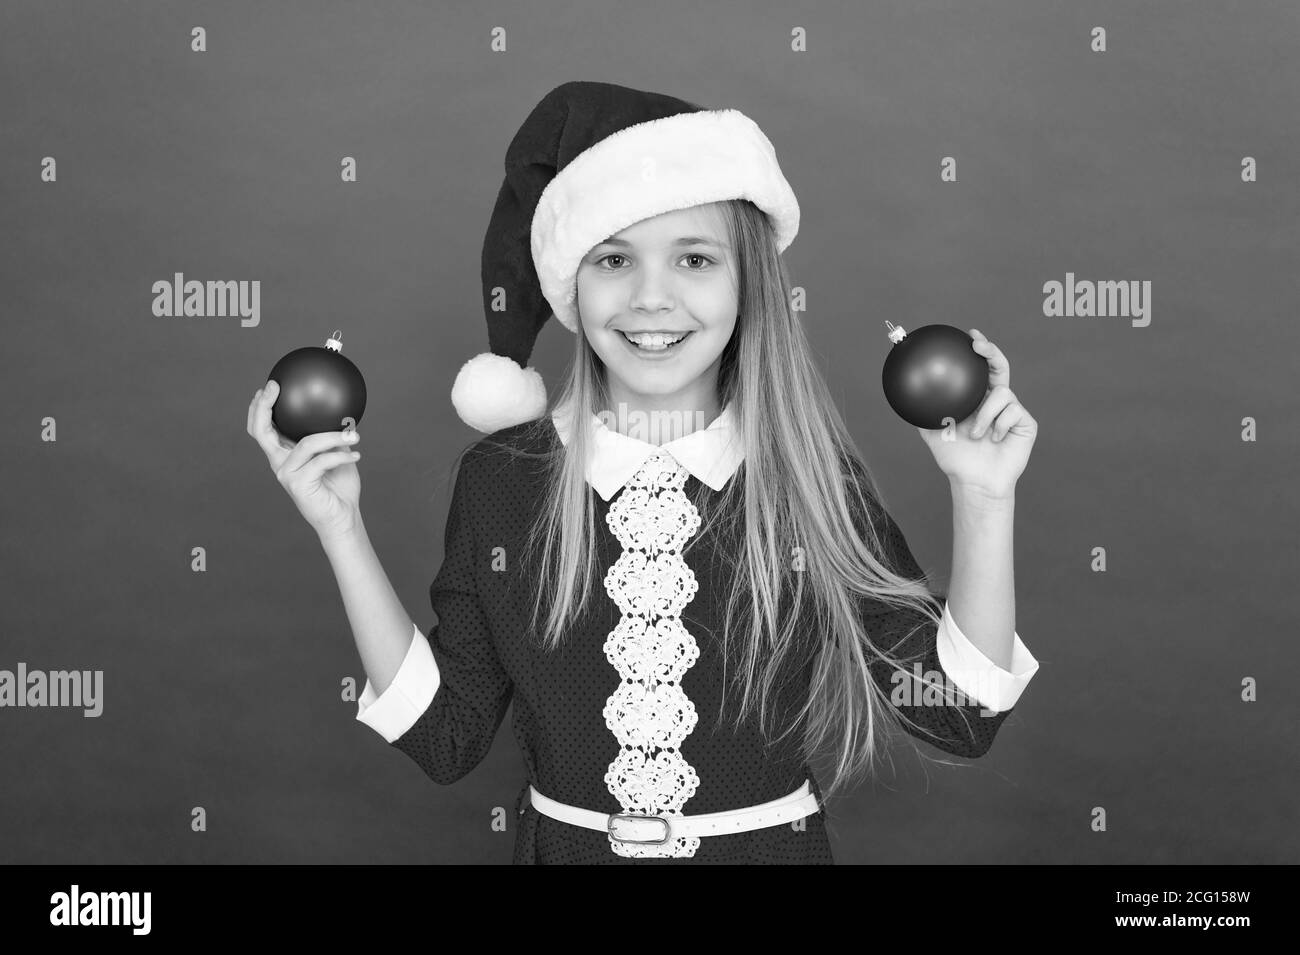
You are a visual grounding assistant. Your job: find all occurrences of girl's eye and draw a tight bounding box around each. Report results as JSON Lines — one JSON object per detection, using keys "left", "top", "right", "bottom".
{"left": 595, "top": 253, "right": 716, "bottom": 271}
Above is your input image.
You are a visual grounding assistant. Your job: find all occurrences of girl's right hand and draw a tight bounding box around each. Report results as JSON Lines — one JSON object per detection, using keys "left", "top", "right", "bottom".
{"left": 246, "top": 380, "right": 363, "bottom": 542}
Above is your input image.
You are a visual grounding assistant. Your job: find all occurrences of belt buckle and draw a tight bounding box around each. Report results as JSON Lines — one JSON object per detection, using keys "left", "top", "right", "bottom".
{"left": 607, "top": 812, "right": 672, "bottom": 845}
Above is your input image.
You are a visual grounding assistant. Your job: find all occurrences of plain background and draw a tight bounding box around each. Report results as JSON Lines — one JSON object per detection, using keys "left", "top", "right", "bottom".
{"left": 1, "top": 0, "right": 1297, "bottom": 864}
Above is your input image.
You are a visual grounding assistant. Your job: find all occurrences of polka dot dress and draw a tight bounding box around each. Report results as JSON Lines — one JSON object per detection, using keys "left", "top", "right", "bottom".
{"left": 388, "top": 420, "right": 1017, "bottom": 864}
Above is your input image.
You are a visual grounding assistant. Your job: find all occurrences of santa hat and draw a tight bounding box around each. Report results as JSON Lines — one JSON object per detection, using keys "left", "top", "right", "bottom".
{"left": 451, "top": 80, "right": 800, "bottom": 434}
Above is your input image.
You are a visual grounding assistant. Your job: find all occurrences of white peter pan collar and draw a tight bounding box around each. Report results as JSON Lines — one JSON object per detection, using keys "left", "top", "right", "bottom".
{"left": 550, "top": 398, "right": 745, "bottom": 502}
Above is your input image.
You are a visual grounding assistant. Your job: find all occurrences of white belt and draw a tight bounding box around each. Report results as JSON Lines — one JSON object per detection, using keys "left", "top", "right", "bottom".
{"left": 527, "top": 779, "right": 821, "bottom": 846}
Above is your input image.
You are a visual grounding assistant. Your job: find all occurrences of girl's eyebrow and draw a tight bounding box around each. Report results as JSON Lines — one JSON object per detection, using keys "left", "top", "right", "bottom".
{"left": 595, "top": 236, "right": 730, "bottom": 250}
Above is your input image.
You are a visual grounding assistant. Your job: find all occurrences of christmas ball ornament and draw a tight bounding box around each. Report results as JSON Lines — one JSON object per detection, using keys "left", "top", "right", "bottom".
{"left": 881, "top": 322, "right": 988, "bottom": 430}
{"left": 267, "top": 330, "right": 367, "bottom": 443}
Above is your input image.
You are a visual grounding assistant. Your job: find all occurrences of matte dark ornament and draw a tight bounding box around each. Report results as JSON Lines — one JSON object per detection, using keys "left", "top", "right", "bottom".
{"left": 881, "top": 322, "right": 988, "bottom": 430}
{"left": 267, "top": 330, "right": 367, "bottom": 443}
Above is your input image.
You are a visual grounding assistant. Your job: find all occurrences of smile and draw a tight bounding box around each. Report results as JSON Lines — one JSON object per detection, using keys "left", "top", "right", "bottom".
{"left": 619, "top": 330, "right": 694, "bottom": 353}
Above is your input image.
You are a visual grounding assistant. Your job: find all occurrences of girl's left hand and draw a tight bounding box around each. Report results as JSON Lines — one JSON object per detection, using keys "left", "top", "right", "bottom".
{"left": 915, "top": 328, "right": 1038, "bottom": 501}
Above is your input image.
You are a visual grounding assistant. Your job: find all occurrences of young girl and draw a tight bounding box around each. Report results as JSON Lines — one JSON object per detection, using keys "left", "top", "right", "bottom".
{"left": 248, "top": 81, "right": 1040, "bottom": 864}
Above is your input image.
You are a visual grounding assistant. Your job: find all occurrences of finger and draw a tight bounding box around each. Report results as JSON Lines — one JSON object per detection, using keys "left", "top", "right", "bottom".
{"left": 249, "top": 383, "right": 291, "bottom": 464}
{"left": 968, "top": 385, "right": 1015, "bottom": 438}
{"left": 279, "top": 429, "right": 362, "bottom": 476}
{"left": 245, "top": 386, "right": 272, "bottom": 436}
{"left": 1002, "top": 407, "right": 1038, "bottom": 442}
{"left": 989, "top": 403, "right": 1026, "bottom": 442}
{"left": 283, "top": 449, "right": 361, "bottom": 488}
{"left": 246, "top": 388, "right": 262, "bottom": 435}
{"left": 969, "top": 330, "right": 1011, "bottom": 390}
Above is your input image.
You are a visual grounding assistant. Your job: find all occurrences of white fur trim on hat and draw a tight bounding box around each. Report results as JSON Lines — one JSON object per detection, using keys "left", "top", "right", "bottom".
{"left": 450, "top": 352, "right": 548, "bottom": 434}
{"left": 530, "top": 108, "right": 800, "bottom": 335}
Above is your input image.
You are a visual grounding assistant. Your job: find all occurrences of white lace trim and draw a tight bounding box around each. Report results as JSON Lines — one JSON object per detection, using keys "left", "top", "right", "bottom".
{"left": 602, "top": 451, "right": 703, "bottom": 858}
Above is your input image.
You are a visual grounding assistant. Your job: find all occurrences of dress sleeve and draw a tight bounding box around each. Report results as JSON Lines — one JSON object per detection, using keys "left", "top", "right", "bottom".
{"left": 857, "top": 491, "right": 1036, "bottom": 759}
{"left": 358, "top": 453, "right": 514, "bottom": 784}
{"left": 355, "top": 621, "right": 441, "bottom": 742}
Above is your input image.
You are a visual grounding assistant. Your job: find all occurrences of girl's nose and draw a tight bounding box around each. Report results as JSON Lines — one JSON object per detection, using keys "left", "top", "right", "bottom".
{"left": 629, "top": 273, "right": 675, "bottom": 313}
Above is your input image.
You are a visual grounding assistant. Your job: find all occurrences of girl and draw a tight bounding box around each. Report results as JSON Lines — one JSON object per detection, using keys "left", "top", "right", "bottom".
{"left": 248, "top": 81, "right": 1040, "bottom": 864}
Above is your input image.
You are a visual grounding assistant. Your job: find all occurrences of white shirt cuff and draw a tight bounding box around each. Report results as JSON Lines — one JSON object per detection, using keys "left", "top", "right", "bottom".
{"left": 355, "top": 623, "right": 442, "bottom": 743}
{"left": 935, "top": 600, "right": 1039, "bottom": 713}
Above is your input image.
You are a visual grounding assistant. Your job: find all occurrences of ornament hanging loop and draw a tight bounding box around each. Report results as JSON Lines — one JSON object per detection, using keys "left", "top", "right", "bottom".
{"left": 326, "top": 329, "right": 343, "bottom": 353}
{"left": 885, "top": 320, "right": 907, "bottom": 345}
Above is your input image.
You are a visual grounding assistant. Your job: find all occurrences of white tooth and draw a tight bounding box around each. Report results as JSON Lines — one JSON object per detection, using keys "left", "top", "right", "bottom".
{"left": 626, "top": 332, "right": 684, "bottom": 349}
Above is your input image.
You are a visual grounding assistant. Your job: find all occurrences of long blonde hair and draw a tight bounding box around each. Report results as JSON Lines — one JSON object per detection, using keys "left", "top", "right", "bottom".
{"left": 476, "top": 198, "right": 961, "bottom": 802}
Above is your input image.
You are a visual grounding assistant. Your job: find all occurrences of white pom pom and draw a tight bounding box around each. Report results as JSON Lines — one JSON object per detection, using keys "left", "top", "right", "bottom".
{"left": 450, "top": 352, "right": 548, "bottom": 433}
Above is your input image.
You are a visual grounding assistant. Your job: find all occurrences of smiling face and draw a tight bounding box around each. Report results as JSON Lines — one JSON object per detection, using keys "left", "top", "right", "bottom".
{"left": 576, "top": 203, "right": 739, "bottom": 413}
